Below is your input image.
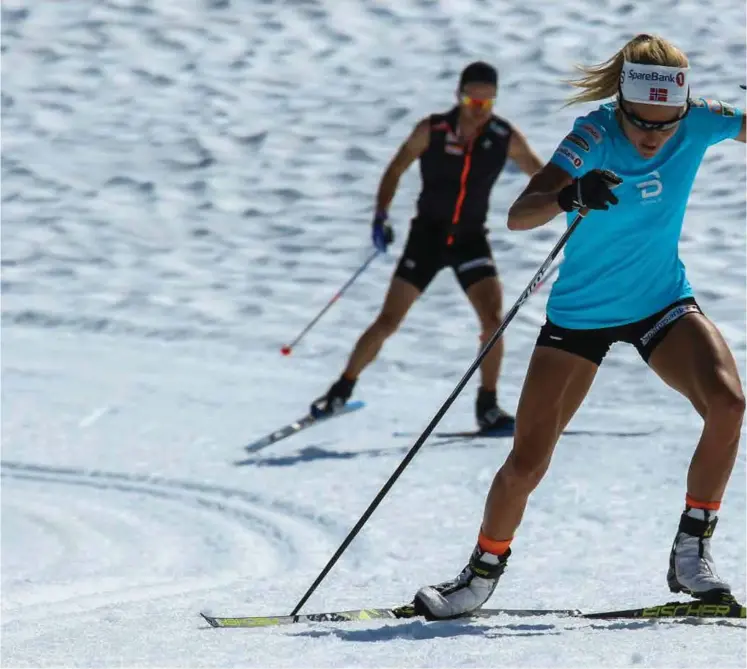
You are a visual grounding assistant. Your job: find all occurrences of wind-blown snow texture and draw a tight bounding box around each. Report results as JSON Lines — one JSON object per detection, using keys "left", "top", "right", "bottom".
{"left": 2, "top": 0, "right": 745, "bottom": 667}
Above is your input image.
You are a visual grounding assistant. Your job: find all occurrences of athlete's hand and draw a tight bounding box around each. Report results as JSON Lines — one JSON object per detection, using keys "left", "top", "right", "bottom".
{"left": 557, "top": 169, "right": 622, "bottom": 212}
{"left": 372, "top": 212, "right": 394, "bottom": 252}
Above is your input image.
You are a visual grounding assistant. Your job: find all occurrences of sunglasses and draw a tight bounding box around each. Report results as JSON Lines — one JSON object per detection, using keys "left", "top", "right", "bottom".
{"left": 460, "top": 93, "right": 495, "bottom": 111}
{"left": 618, "top": 94, "right": 690, "bottom": 131}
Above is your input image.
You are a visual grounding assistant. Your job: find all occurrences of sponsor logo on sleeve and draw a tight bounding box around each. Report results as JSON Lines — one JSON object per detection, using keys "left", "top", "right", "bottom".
{"left": 564, "top": 132, "right": 590, "bottom": 152}
{"left": 556, "top": 145, "right": 583, "bottom": 169}
{"left": 579, "top": 122, "right": 602, "bottom": 144}
{"left": 698, "top": 99, "right": 736, "bottom": 116}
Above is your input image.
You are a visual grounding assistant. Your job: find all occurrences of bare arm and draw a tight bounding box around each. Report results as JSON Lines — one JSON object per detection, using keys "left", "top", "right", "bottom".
{"left": 507, "top": 162, "right": 574, "bottom": 231}
{"left": 375, "top": 118, "right": 431, "bottom": 212}
{"left": 507, "top": 126, "right": 544, "bottom": 176}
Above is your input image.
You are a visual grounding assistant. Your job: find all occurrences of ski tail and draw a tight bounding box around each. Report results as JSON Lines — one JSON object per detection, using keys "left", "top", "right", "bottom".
{"left": 580, "top": 599, "right": 746, "bottom": 620}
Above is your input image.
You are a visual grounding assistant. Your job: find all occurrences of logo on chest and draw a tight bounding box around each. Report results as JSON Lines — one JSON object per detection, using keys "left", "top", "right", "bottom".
{"left": 444, "top": 131, "right": 464, "bottom": 155}
{"left": 442, "top": 131, "right": 494, "bottom": 156}
{"left": 636, "top": 171, "right": 663, "bottom": 203}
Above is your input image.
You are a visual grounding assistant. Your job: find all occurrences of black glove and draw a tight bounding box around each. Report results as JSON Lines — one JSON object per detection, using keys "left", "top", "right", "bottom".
{"left": 372, "top": 211, "right": 394, "bottom": 252}
{"left": 557, "top": 169, "right": 622, "bottom": 212}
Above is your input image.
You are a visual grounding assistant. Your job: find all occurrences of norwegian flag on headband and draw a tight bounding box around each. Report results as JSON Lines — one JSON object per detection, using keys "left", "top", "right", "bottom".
{"left": 649, "top": 87, "right": 668, "bottom": 102}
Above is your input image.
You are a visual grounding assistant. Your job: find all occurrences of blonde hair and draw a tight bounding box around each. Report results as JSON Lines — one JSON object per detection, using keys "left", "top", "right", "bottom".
{"left": 565, "top": 34, "right": 689, "bottom": 106}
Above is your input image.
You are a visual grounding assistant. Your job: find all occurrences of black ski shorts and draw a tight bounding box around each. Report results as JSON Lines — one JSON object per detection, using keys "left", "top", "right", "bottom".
{"left": 393, "top": 220, "right": 497, "bottom": 293}
{"left": 535, "top": 297, "right": 702, "bottom": 366}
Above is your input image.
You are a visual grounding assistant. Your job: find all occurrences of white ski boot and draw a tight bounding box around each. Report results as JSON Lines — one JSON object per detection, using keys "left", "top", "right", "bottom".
{"left": 413, "top": 544, "right": 510, "bottom": 619}
{"left": 667, "top": 507, "right": 731, "bottom": 600}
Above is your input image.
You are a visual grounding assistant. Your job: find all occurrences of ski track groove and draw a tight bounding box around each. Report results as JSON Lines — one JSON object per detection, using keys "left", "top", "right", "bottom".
{"left": 1, "top": 461, "right": 353, "bottom": 625}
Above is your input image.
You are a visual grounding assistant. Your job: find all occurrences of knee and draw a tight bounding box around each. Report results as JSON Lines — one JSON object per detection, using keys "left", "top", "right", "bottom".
{"left": 705, "top": 376, "right": 746, "bottom": 427}
{"left": 373, "top": 311, "right": 402, "bottom": 338}
{"left": 500, "top": 447, "right": 552, "bottom": 493}
{"left": 479, "top": 311, "right": 502, "bottom": 342}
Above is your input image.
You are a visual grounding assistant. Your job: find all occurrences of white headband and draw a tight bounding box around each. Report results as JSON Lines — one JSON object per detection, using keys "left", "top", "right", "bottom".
{"left": 619, "top": 61, "right": 690, "bottom": 106}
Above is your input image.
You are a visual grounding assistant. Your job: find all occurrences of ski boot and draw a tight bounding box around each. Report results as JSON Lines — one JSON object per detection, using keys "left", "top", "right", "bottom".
{"left": 476, "top": 387, "right": 515, "bottom": 433}
{"left": 413, "top": 544, "right": 511, "bottom": 620}
{"left": 310, "top": 375, "right": 356, "bottom": 418}
{"left": 667, "top": 506, "right": 731, "bottom": 602}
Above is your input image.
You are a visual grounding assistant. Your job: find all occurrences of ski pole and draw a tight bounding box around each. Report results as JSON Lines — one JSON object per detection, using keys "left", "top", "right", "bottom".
{"left": 289, "top": 199, "right": 604, "bottom": 615}
{"left": 281, "top": 249, "right": 381, "bottom": 356}
{"left": 534, "top": 260, "right": 561, "bottom": 293}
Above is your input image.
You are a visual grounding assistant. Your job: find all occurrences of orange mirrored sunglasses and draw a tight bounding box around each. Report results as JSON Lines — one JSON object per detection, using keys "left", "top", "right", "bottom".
{"left": 460, "top": 93, "right": 495, "bottom": 110}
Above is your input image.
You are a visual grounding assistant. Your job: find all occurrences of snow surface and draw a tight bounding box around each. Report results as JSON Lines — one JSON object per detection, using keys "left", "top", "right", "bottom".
{"left": 2, "top": 0, "right": 745, "bottom": 667}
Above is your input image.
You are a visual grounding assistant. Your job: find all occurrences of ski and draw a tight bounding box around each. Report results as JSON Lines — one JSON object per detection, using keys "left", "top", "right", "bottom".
{"left": 202, "top": 607, "right": 403, "bottom": 627}
{"left": 391, "top": 426, "right": 514, "bottom": 439}
{"left": 581, "top": 599, "right": 745, "bottom": 620}
{"left": 392, "top": 426, "right": 659, "bottom": 440}
{"left": 244, "top": 401, "right": 365, "bottom": 454}
{"left": 200, "top": 604, "right": 579, "bottom": 628}
{"left": 201, "top": 598, "right": 744, "bottom": 628}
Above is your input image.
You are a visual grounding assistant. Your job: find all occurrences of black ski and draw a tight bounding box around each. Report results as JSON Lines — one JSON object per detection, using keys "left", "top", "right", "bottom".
{"left": 392, "top": 426, "right": 659, "bottom": 440}
{"left": 581, "top": 598, "right": 745, "bottom": 620}
{"left": 202, "top": 598, "right": 744, "bottom": 628}
{"left": 243, "top": 401, "right": 365, "bottom": 454}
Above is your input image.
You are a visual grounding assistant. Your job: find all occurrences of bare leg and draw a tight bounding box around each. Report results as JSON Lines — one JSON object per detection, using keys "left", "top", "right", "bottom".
{"left": 646, "top": 313, "right": 744, "bottom": 502}
{"left": 342, "top": 277, "right": 421, "bottom": 379}
{"left": 465, "top": 276, "right": 504, "bottom": 393}
{"left": 482, "top": 346, "right": 599, "bottom": 540}
{"left": 412, "top": 344, "right": 600, "bottom": 620}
